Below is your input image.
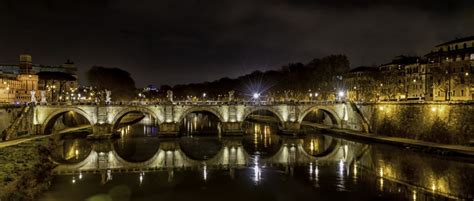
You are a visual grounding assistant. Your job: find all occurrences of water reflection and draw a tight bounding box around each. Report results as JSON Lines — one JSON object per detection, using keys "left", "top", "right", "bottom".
{"left": 181, "top": 113, "right": 221, "bottom": 136}
{"left": 242, "top": 122, "right": 281, "bottom": 157}
{"left": 44, "top": 121, "right": 474, "bottom": 200}
{"left": 50, "top": 138, "right": 92, "bottom": 164}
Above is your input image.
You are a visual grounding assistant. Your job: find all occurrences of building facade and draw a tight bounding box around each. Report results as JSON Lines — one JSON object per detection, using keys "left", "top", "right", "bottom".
{"left": 426, "top": 36, "right": 474, "bottom": 101}
{"left": 343, "top": 66, "right": 380, "bottom": 102}
{"left": 344, "top": 36, "right": 474, "bottom": 102}
{"left": 0, "top": 54, "right": 78, "bottom": 104}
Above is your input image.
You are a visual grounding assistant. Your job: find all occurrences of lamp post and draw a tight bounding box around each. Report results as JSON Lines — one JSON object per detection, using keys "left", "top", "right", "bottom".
{"left": 253, "top": 93, "right": 260, "bottom": 101}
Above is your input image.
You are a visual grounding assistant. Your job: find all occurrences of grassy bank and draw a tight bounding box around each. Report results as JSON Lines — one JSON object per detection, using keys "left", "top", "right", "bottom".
{"left": 0, "top": 137, "right": 55, "bottom": 201}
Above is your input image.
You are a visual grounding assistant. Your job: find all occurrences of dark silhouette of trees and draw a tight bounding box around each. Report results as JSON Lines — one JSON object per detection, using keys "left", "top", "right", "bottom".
{"left": 162, "top": 55, "right": 350, "bottom": 100}
{"left": 87, "top": 66, "right": 136, "bottom": 101}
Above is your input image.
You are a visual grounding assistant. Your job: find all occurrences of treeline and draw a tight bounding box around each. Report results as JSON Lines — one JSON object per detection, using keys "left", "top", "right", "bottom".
{"left": 158, "top": 55, "right": 350, "bottom": 101}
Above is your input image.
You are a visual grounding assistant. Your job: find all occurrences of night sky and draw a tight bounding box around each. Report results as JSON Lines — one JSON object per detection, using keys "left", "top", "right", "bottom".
{"left": 1, "top": 0, "right": 474, "bottom": 87}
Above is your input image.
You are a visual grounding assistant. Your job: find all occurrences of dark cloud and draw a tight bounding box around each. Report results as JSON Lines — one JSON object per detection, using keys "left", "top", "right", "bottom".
{"left": 1, "top": 0, "right": 473, "bottom": 86}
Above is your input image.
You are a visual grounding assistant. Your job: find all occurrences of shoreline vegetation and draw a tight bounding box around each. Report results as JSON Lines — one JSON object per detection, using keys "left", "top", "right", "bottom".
{"left": 0, "top": 137, "right": 55, "bottom": 201}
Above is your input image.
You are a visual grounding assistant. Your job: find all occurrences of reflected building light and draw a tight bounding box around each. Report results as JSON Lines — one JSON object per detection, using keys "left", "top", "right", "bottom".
{"left": 379, "top": 177, "right": 384, "bottom": 191}
{"left": 107, "top": 169, "right": 112, "bottom": 181}
{"left": 315, "top": 163, "right": 319, "bottom": 178}
{"left": 253, "top": 156, "right": 261, "bottom": 184}
{"left": 203, "top": 165, "right": 208, "bottom": 181}
{"left": 353, "top": 162, "right": 358, "bottom": 178}
{"left": 412, "top": 190, "right": 417, "bottom": 201}
{"left": 431, "top": 183, "right": 436, "bottom": 192}
{"left": 72, "top": 176, "right": 76, "bottom": 184}
{"left": 338, "top": 160, "right": 344, "bottom": 177}
{"left": 75, "top": 149, "right": 79, "bottom": 160}
{"left": 379, "top": 167, "right": 384, "bottom": 191}
{"left": 139, "top": 172, "right": 144, "bottom": 185}
{"left": 79, "top": 172, "right": 83, "bottom": 180}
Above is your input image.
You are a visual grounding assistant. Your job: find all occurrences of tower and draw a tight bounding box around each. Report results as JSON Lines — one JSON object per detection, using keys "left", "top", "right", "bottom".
{"left": 19, "top": 54, "right": 33, "bottom": 74}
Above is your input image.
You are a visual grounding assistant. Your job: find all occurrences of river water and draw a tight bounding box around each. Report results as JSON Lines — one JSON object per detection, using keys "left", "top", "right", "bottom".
{"left": 40, "top": 116, "right": 474, "bottom": 201}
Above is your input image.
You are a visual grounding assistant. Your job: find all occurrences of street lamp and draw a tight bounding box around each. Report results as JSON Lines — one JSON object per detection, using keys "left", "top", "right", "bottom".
{"left": 338, "top": 91, "right": 345, "bottom": 98}
{"left": 338, "top": 91, "right": 345, "bottom": 102}
{"left": 253, "top": 93, "right": 260, "bottom": 99}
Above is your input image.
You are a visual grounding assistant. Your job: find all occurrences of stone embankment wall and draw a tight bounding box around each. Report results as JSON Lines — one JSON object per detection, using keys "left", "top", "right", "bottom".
{"left": 0, "top": 105, "right": 38, "bottom": 140}
{"left": 357, "top": 102, "right": 473, "bottom": 145}
{"left": 0, "top": 137, "right": 55, "bottom": 200}
{"left": 0, "top": 106, "right": 23, "bottom": 135}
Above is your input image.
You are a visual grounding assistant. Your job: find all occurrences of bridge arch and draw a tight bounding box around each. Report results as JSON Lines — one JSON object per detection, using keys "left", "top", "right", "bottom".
{"left": 42, "top": 107, "right": 94, "bottom": 135}
{"left": 241, "top": 107, "right": 285, "bottom": 125}
{"left": 178, "top": 106, "right": 225, "bottom": 123}
{"left": 298, "top": 106, "right": 341, "bottom": 127}
{"left": 111, "top": 107, "right": 161, "bottom": 130}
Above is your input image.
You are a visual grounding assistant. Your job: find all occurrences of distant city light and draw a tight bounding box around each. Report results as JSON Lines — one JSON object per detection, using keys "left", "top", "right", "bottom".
{"left": 202, "top": 93, "right": 207, "bottom": 98}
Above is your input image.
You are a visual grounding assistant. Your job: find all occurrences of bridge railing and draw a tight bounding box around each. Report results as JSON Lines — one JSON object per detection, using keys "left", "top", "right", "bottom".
{"left": 32, "top": 100, "right": 346, "bottom": 106}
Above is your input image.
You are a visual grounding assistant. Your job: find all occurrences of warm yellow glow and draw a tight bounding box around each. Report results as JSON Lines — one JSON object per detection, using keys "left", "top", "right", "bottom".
{"left": 431, "top": 107, "right": 437, "bottom": 112}
{"left": 379, "top": 106, "right": 384, "bottom": 110}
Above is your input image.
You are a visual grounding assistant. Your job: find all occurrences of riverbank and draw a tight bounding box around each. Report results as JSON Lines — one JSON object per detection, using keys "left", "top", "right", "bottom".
{"left": 0, "top": 137, "right": 55, "bottom": 200}
{"left": 302, "top": 122, "right": 474, "bottom": 160}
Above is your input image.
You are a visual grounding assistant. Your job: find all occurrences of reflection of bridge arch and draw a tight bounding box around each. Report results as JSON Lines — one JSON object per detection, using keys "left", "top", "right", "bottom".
{"left": 259, "top": 139, "right": 341, "bottom": 165}
{"left": 298, "top": 138, "right": 340, "bottom": 160}
{"left": 52, "top": 137, "right": 364, "bottom": 173}
{"left": 112, "top": 107, "right": 161, "bottom": 129}
{"left": 178, "top": 107, "right": 225, "bottom": 123}
{"left": 112, "top": 139, "right": 161, "bottom": 163}
{"left": 298, "top": 106, "right": 341, "bottom": 127}
{"left": 242, "top": 107, "right": 285, "bottom": 125}
{"left": 241, "top": 135, "right": 283, "bottom": 159}
{"left": 43, "top": 107, "right": 94, "bottom": 134}
{"left": 178, "top": 138, "right": 223, "bottom": 160}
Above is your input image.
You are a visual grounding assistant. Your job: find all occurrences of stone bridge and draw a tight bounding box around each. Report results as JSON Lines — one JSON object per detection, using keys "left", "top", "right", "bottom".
{"left": 33, "top": 101, "right": 370, "bottom": 136}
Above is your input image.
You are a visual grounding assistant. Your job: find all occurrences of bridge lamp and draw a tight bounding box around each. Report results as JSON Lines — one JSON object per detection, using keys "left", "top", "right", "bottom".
{"left": 253, "top": 93, "right": 260, "bottom": 99}
{"left": 315, "top": 93, "right": 319, "bottom": 97}
{"left": 309, "top": 93, "right": 313, "bottom": 97}
{"left": 338, "top": 91, "right": 345, "bottom": 98}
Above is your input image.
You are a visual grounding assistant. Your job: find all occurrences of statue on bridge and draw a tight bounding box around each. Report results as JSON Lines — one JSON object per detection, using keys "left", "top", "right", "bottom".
{"left": 30, "top": 90, "right": 37, "bottom": 104}
{"left": 284, "top": 90, "right": 290, "bottom": 102}
{"left": 167, "top": 90, "right": 174, "bottom": 102}
{"left": 228, "top": 90, "right": 235, "bottom": 102}
{"left": 40, "top": 90, "right": 47, "bottom": 104}
{"left": 105, "top": 90, "right": 111, "bottom": 104}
